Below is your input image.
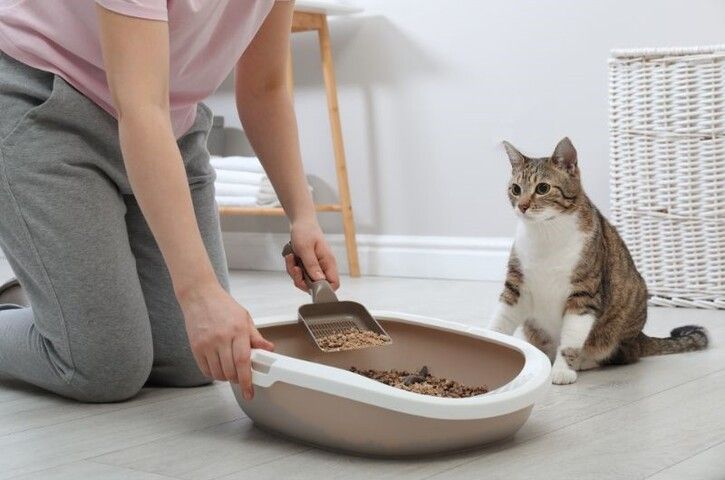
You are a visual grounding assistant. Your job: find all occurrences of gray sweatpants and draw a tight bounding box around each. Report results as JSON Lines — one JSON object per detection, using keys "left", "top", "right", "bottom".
{"left": 0, "top": 53, "right": 229, "bottom": 402}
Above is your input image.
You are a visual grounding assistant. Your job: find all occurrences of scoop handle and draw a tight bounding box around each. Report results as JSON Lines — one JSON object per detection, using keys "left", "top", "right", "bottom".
{"left": 282, "top": 242, "right": 338, "bottom": 303}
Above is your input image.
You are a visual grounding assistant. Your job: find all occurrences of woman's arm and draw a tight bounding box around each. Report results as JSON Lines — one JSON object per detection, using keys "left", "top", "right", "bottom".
{"left": 96, "top": 6, "right": 272, "bottom": 400}
{"left": 235, "top": 1, "right": 340, "bottom": 291}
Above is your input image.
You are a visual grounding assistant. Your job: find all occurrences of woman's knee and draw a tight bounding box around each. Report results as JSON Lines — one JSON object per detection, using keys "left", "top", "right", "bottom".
{"left": 68, "top": 337, "right": 154, "bottom": 403}
{"left": 148, "top": 357, "right": 212, "bottom": 388}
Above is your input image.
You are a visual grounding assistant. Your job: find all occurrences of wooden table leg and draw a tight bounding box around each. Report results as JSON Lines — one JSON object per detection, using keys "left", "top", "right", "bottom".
{"left": 317, "top": 15, "right": 360, "bottom": 277}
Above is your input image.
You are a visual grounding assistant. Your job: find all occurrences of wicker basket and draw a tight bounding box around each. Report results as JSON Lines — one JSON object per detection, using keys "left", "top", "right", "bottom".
{"left": 609, "top": 46, "right": 725, "bottom": 309}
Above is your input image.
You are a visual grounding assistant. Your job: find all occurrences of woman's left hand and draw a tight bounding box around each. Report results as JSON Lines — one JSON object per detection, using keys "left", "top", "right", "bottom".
{"left": 284, "top": 219, "right": 340, "bottom": 291}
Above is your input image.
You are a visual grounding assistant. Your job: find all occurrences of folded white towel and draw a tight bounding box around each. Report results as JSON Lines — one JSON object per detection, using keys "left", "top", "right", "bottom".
{"left": 216, "top": 196, "right": 258, "bottom": 207}
{"left": 215, "top": 182, "right": 260, "bottom": 197}
{"left": 215, "top": 169, "right": 266, "bottom": 186}
{"left": 210, "top": 155, "right": 265, "bottom": 174}
{"left": 257, "top": 192, "right": 282, "bottom": 207}
{"left": 211, "top": 155, "right": 313, "bottom": 209}
{"left": 215, "top": 194, "right": 280, "bottom": 207}
{"left": 259, "top": 180, "right": 275, "bottom": 194}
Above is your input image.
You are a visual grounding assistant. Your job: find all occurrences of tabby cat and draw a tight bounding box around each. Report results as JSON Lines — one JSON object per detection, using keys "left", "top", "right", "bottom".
{"left": 488, "top": 137, "right": 709, "bottom": 384}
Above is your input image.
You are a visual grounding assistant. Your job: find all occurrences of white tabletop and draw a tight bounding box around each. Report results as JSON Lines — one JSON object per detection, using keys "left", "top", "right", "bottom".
{"left": 294, "top": 0, "right": 363, "bottom": 15}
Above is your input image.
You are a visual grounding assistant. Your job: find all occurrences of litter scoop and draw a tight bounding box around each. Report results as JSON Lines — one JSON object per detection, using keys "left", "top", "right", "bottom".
{"left": 282, "top": 242, "right": 392, "bottom": 352}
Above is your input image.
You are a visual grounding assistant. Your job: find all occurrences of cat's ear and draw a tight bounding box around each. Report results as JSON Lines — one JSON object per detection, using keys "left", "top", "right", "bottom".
{"left": 551, "top": 137, "right": 578, "bottom": 175}
{"left": 502, "top": 141, "right": 526, "bottom": 168}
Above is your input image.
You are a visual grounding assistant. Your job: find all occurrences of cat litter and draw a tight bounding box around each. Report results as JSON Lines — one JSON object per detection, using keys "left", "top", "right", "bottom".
{"left": 350, "top": 365, "right": 488, "bottom": 398}
{"left": 317, "top": 328, "right": 391, "bottom": 352}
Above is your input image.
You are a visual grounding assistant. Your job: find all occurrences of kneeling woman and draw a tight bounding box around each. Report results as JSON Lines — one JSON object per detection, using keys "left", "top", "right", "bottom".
{"left": 0, "top": 0, "right": 337, "bottom": 402}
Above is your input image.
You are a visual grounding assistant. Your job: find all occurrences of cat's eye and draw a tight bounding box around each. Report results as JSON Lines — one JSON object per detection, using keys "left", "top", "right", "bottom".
{"left": 535, "top": 183, "right": 551, "bottom": 195}
{"left": 511, "top": 184, "right": 521, "bottom": 196}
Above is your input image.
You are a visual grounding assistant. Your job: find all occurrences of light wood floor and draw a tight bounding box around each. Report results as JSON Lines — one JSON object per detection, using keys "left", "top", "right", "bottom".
{"left": 0, "top": 263, "right": 722, "bottom": 480}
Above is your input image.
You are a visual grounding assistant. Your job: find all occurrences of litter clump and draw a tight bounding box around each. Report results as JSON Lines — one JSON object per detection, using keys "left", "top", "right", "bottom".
{"left": 350, "top": 365, "right": 488, "bottom": 398}
{"left": 316, "top": 328, "right": 391, "bottom": 351}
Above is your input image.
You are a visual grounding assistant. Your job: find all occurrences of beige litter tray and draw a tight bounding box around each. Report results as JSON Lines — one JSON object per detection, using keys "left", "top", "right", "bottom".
{"left": 232, "top": 312, "right": 551, "bottom": 457}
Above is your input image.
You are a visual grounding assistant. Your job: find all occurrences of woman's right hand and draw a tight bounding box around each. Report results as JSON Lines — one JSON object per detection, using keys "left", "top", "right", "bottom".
{"left": 178, "top": 282, "right": 274, "bottom": 400}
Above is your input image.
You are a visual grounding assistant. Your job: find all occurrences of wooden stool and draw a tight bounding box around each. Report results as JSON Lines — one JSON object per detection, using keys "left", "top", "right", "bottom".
{"left": 219, "top": 2, "right": 362, "bottom": 277}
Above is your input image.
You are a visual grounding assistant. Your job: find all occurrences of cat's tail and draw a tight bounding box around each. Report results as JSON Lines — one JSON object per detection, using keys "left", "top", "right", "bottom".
{"left": 637, "top": 325, "right": 709, "bottom": 357}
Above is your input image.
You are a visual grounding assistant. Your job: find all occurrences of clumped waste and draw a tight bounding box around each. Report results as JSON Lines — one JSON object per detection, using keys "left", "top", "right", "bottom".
{"left": 350, "top": 366, "right": 489, "bottom": 398}
{"left": 317, "top": 328, "right": 391, "bottom": 351}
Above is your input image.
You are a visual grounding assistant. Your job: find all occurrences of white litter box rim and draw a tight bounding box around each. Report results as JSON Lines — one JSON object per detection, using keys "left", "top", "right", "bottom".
{"left": 249, "top": 311, "right": 551, "bottom": 420}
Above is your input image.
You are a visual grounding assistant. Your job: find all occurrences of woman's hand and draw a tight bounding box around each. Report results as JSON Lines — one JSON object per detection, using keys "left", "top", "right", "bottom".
{"left": 178, "top": 282, "right": 274, "bottom": 400}
{"left": 284, "top": 219, "right": 340, "bottom": 291}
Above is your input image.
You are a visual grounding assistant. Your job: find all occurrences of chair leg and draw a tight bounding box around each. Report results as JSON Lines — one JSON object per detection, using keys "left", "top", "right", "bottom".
{"left": 317, "top": 16, "right": 360, "bottom": 277}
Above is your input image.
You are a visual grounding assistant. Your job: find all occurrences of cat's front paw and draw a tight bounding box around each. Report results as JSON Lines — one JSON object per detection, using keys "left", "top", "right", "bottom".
{"left": 551, "top": 367, "right": 577, "bottom": 385}
{"left": 561, "top": 347, "right": 582, "bottom": 369}
{"left": 561, "top": 347, "right": 600, "bottom": 371}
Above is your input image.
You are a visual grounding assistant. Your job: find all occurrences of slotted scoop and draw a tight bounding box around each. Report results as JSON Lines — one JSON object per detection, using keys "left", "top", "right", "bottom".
{"left": 282, "top": 242, "right": 392, "bottom": 352}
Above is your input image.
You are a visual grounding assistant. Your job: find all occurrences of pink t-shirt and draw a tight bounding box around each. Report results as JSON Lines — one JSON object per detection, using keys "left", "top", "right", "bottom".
{"left": 0, "top": 0, "right": 276, "bottom": 137}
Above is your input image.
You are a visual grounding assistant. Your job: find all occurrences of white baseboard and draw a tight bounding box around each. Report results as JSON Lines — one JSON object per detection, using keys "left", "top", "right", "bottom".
{"left": 0, "top": 236, "right": 511, "bottom": 282}
{"left": 222, "top": 232, "right": 512, "bottom": 281}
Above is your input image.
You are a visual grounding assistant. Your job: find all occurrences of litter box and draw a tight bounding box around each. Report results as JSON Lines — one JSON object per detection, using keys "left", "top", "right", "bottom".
{"left": 232, "top": 311, "right": 551, "bottom": 456}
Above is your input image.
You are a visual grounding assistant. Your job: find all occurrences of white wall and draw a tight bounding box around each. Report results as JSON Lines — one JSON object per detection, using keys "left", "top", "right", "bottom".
{"left": 207, "top": 0, "right": 725, "bottom": 275}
